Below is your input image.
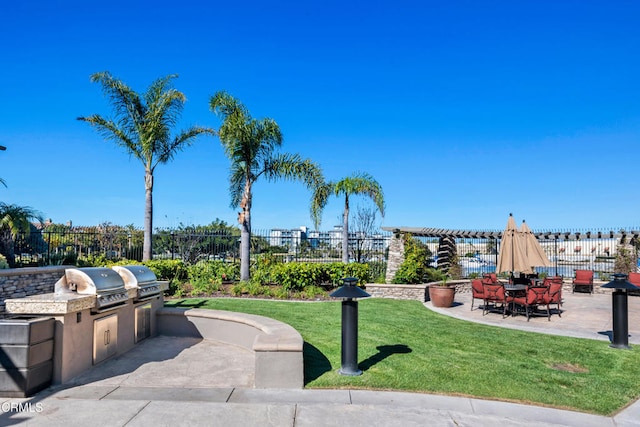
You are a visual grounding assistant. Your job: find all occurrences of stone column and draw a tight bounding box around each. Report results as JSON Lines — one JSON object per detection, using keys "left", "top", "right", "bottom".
{"left": 385, "top": 233, "right": 405, "bottom": 283}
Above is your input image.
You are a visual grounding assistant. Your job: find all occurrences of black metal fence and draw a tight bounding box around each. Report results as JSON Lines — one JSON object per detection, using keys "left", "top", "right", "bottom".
{"left": 6, "top": 226, "right": 638, "bottom": 280}
{"left": 414, "top": 230, "right": 639, "bottom": 280}
{"left": 8, "top": 227, "right": 391, "bottom": 271}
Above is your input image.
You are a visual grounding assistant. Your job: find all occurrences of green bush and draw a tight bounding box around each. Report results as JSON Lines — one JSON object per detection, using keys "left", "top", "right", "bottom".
{"left": 273, "top": 286, "right": 291, "bottom": 299}
{"left": 185, "top": 260, "right": 239, "bottom": 295}
{"left": 49, "top": 251, "right": 78, "bottom": 266}
{"left": 423, "top": 268, "right": 447, "bottom": 282}
{"left": 76, "top": 254, "right": 111, "bottom": 267}
{"left": 301, "top": 285, "right": 327, "bottom": 299}
{"left": 270, "top": 263, "right": 325, "bottom": 291}
{"left": 393, "top": 234, "right": 430, "bottom": 284}
{"left": 0, "top": 254, "right": 8, "bottom": 269}
{"left": 144, "top": 259, "right": 188, "bottom": 282}
{"left": 264, "top": 262, "right": 372, "bottom": 291}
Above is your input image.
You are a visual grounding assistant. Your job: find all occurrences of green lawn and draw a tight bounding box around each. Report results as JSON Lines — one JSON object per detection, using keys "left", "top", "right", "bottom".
{"left": 165, "top": 297, "right": 640, "bottom": 415}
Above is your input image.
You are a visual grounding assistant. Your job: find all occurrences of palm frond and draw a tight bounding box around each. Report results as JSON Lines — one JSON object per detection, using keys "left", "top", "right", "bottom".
{"left": 310, "top": 183, "right": 331, "bottom": 230}
{"left": 77, "top": 114, "right": 141, "bottom": 162}
{"left": 89, "top": 71, "right": 145, "bottom": 136}
{"left": 155, "top": 126, "right": 215, "bottom": 166}
{"left": 228, "top": 164, "right": 247, "bottom": 208}
{"left": 0, "top": 203, "right": 44, "bottom": 238}
{"left": 263, "top": 153, "right": 323, "bottom": 188}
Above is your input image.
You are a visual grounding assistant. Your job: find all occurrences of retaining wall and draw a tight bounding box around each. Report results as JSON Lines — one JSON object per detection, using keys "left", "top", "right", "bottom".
{"left": 156, "top": 307, "right": 304, "bottom": 389}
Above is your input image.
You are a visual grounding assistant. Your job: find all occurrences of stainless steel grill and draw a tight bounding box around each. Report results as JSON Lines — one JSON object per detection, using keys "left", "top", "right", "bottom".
{"left": 112, "top": 266, "right": 161, "bottom": 302}
{"left": 55, "top": 267, "right": 129, "bottom": 312}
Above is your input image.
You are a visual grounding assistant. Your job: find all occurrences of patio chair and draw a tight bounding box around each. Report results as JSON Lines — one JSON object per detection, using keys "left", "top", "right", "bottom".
{"left": 545, "top": 280, "right": 563, "bottom": 318}
{"left": 628, "top": 272, "right": 640, "bottom": 296}
{"left": 572, "top": 270, "right": 594, "bottom": 294}
{"left": 470, "top": 279, "right": 485, "bottom": 311}
{"left": 482, "top": 283, "right": 507, "bottom": 317}
{"left": 542, "top": 276, "right": 563, "bottom": 287}
{"left": 509, "top": 285, "right": 550, "bottom": 321}
{"left": 483, "top": 273, "right": 499, "bottom": 284}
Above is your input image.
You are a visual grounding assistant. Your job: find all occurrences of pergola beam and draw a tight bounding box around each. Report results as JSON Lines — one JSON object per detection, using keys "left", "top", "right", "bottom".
{"left": 382, "top": 226, "right": 638, "bottom": 241}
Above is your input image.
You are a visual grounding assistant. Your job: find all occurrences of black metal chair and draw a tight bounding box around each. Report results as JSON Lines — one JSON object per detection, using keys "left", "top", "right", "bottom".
{"left": 482, "top": 283, "right": 507, "bottom": 317}
{"left": 509, "top": 285, "right": 550, "bottom": 321}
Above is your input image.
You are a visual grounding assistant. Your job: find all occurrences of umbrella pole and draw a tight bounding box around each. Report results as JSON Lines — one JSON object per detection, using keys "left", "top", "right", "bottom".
{"left": 554, "top": 238, "right": 558, "bottom": 276}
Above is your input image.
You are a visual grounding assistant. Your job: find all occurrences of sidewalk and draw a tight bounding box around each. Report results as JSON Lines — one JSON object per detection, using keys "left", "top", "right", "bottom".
{"left": 0, "top": 291, "right": 639, "bottom": 426}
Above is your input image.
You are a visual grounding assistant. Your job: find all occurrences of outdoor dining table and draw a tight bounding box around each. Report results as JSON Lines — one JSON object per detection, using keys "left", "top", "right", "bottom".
{"left": 504, "top": 284, "right": 527, "bottom": 315}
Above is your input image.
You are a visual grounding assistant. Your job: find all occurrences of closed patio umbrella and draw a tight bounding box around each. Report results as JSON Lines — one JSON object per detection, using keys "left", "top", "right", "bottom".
{"left": 496, "top": 213, "right": 531, "bottom": 274}
{"left": 520, "top": 220, "right": 551, "bottom": 271}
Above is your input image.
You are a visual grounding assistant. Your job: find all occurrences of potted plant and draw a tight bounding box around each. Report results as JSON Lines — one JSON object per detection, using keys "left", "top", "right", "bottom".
{"left": 428, "top": 272, "right": 456, "bottom": 308}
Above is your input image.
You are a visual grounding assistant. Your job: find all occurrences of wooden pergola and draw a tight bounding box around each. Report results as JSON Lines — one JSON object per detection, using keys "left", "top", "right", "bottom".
{"left": 381, "top": 226, "right": 640, "bottom": 241}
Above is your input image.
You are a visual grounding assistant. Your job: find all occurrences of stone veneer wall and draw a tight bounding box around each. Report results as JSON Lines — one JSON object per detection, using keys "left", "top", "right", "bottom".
{"left": 366, "top": 283, "right": 428, "bottom": 301}
{"left": 367, "top": 279, "right": 614, "bottom": 303}
{"left": 0, "top": 266, "right": 67, "bottom": 313}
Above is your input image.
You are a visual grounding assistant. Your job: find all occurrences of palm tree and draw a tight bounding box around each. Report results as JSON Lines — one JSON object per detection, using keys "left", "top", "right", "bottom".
{"left": 78, "top": 72, "right": 213, "bottom": 261}
{"left": 0, "top": 203, "right": 43, "bottom": 267}
{"left": 210, "top": 91, "right": 324, "bottom": 281}
{"left": 311, "top": 173, "right": 385, "bottom": 263}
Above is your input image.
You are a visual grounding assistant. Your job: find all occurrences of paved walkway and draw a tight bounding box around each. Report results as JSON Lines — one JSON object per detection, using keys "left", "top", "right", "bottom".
{"left": 1, "top": 291, "right": 640, "bottom": 426}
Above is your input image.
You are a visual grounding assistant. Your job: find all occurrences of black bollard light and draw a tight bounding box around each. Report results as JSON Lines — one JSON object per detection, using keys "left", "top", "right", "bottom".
{"left": 330, "top": 277, "right": 370, "bottom": 376}
{"left": 601, "top": 273, "right": 640, "bottom": 349}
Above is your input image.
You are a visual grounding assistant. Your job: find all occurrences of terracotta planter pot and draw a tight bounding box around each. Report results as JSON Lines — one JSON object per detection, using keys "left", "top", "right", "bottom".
{"left": 429, "top": 285, "right": 456, "bottom": 307}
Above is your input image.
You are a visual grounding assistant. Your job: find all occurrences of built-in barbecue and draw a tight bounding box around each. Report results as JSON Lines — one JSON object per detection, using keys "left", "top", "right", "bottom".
{"left": 54, "top": 267, "right": 129, "bottom": 313}
{"left": 111, "top": 265, "right": 161, "bottom": 302}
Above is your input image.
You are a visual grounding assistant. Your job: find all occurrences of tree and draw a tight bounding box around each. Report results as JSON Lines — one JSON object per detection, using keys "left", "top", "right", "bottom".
{"left": 154, "top": 219, "right": 241, "bottom": 263}
{"left": 312, "top": 172, "right": 385, "bottom": 263}
{"left": 0, "top": 203, "right": 43, "bottom": 267}
{"left": 210, "top": 91, "right": 324, "bottom": 281}
{"left": 350, "top": 204, "right": 380, "bottom": 263}
{"left": 78, "top": 71, "right": 213, "bottom": 261}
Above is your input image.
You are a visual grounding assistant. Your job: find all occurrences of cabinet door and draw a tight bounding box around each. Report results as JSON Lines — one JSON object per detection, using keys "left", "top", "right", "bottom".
{"left": 93, "top": 314, "right": 118, "bottom": 364}
{"left": 135, "top": 303, "right": 151, "bottom": 343}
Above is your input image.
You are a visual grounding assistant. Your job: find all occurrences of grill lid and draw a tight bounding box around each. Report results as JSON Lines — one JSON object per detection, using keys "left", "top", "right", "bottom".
{"left": 111, "top": 266, "right": 157, "bottom": 289}
{"left": 60, "top": 267, "right": 126, "bottom": 295}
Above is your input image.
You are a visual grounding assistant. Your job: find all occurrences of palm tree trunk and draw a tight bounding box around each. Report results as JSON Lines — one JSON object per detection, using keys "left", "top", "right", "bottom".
{"left": 240, "top": 220, "right": 250, "bottom": 281}
{"left": 342, "top": 195, "right": 349, "bottom": 264}
{"left": 143, "top": 172, "right": 153, "bottom": 261}
{"left": 239, "top": 182, "right": 252, "bottom": 281}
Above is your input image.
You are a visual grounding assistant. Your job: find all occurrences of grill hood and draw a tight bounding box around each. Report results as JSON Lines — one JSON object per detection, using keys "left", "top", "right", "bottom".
{"left": 55, "top": 267, "right": 125, "bottom": 295}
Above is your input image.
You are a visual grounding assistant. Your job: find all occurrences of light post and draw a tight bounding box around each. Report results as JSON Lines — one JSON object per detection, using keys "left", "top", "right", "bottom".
{"left": 330, "top": 277, "right": 370, "bottom": 376}
{"left": 601, "top": 273, "right": 640, "bottom": 349}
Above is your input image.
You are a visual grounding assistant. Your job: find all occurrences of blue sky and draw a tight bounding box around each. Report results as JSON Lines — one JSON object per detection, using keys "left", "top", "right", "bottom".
{"left": 1, "top": 1, "right": 639, "bottom": 232}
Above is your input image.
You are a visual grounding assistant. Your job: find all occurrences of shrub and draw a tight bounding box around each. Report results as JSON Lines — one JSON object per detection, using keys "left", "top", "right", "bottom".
{"left": 0, "top": 254, "right": 8, "bottom": 269}
{"left": 76, "top": 254, "right": 111, "bottom": 267}
{"left": 614, "top": 244, "right": 637, "bottom": 274}
{"left": 231, "top": 282, "right": 245, "bottom": 296}
{"left": 393, "top": 234, "right": 430, "bottom": 284}
{"left": 49, "top": 251, "right": 78, "bottom": 266}
{"left": 270, "top": 262, "right": 324, "bottom": 291}
{"left": 273, "top": 286, "right": 290, "bottom": 299}
{"left": 265, "top": 262, "right": 372, "bottom": 291}
{"left": 423, "top": 267, "right": 447, "bottom": 283}
{"left": 301, "top": 285, "right": 327, "bottom": 299}
{"left": 144, "top": 259, "right": 188, "bottom": 282}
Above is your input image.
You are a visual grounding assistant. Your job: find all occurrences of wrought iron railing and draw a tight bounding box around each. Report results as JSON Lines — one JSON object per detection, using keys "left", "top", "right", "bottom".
{"left": 5, "top": 226, "right": 639, "bottom": 280}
